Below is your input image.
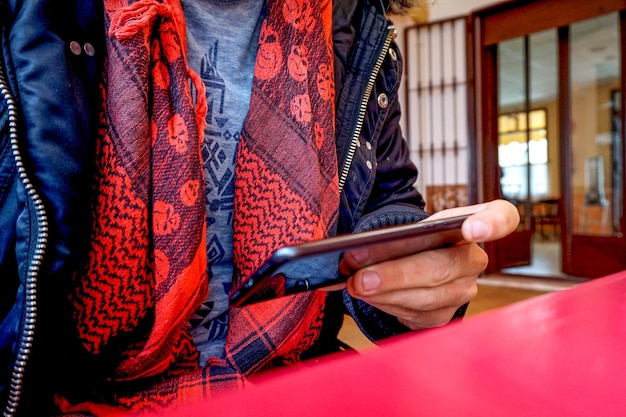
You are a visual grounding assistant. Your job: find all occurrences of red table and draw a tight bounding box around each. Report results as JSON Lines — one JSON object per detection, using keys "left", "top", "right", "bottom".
{"left": 163, "top": 270, "right": 626, "bottom": 416}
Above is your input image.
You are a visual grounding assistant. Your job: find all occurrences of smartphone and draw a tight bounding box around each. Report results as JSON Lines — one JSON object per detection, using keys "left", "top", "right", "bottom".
{"left": 229, "top": 213, "right": 471, "bottom": 307}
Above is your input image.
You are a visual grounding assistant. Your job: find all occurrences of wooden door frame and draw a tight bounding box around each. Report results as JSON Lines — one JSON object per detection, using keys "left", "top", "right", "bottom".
{"left": 470, "top": 0, "right": 626, "bottom": 277}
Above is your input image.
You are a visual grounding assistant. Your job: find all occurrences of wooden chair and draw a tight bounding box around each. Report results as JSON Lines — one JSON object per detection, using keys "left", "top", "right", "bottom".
{"left": 532, "top": 199, "right": 560, "bottom": 239}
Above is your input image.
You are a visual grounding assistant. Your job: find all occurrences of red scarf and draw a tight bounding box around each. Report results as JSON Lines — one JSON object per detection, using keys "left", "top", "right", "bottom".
{"left": 228, "top": 0, "right": 338, "bottom": 376}
{"left": 64, "top": 0, "right": 338, "bottom": 414}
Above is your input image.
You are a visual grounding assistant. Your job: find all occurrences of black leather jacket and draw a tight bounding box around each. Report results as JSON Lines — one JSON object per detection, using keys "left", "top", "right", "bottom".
{"left": 0, "top": 0, "right": 425, "bottom": 414}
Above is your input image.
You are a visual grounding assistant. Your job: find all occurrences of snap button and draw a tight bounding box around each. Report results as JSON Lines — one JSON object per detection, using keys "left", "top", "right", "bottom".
{"left": 365, "top": 141, "right": 372, "bottom": 150}
{"left": 84, "top": 43, "right": 96, "bottom": 57}
{"left": 366, "top": 160, "right": 373, "bottom": 170}
{"left": 377, "top": 93, "right": 389, "bottom": 109}
{"left": 389, "top": 48, "right": 397, "bottom": 62}
{"left": 69, "top": 41, "right": 82, "bottom": 55}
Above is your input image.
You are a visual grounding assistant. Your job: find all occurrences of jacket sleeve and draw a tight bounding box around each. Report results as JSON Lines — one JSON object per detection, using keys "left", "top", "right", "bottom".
{"left": 341, "top": 64, "right": 428, "bottom": 339}
{"left": 341, "top": 39, "right": 454, "bottom": 340}
{"left": 342, "top": 204, "right": 427, "bottom": 340}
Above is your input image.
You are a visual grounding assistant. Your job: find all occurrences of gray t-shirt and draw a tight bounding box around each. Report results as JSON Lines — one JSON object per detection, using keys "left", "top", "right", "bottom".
{"left": 183, "top": 0, "right": 264, "bottom": 365}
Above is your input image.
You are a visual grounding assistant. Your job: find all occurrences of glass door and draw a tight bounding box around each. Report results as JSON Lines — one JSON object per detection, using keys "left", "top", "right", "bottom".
{"left": 564, "top": 12, "right": 625, "bottom": 277}
{"left": 472, "top": 0, "right": 626, "bottom": 279}
{"left": 493, "top": 30, "right": 562, "bottom": 276}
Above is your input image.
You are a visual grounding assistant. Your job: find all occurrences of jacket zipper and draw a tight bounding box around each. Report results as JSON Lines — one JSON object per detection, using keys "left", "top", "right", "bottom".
{"left": 1, "top": 58, "right": 49, "bottom": 417}
{"left": 338, "top": 24, "right": 396, "bottom": 193}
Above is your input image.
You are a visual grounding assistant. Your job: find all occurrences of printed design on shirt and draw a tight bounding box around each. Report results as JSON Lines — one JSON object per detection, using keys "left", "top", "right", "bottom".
{"left": 199, "top": 39, "right": 237, "bottom": 225}
{"left": 189, "top": 306, "right": 229, "bottom": 342}
{"left": 193, "top": 38, "right": 236, "bottom": 345}
{"left": 189, "top": 237, "right": 231, "bottom": 342}
{"left": 202, "top": 139, "right": 235, "bottom": 228}
{"left": 200, "top": 40, "right": 231, "bottom": 140}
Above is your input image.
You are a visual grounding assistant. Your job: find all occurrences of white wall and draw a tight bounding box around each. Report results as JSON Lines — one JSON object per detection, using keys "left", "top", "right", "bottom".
{"left": 428, "top": 0, "right": 502, "bottom": 21}
{"left": 391, "top": 0, "right": 503, "bottom": 53}
{"left": 388, "top": 0, "right": 503, "bottom": 208}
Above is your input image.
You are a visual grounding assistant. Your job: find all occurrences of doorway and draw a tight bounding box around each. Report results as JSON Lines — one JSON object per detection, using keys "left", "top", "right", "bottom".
{"left": 471, "top": 0, "right": 626, "bottom": 279}
{"left": 496, "top": 31, "right": 564, "bottom": 278}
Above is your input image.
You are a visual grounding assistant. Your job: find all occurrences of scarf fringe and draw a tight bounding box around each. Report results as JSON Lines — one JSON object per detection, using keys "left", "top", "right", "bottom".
{"left": 109, "top": 0, "right": 171, "bottom": 39}
{"left": 108, "top": 0, "right": 207, "bottom": 149}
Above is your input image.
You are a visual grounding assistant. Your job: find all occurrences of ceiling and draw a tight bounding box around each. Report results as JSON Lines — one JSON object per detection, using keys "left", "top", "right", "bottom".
{"left": 497, "top": 13, "right": 621, "bottom": 109}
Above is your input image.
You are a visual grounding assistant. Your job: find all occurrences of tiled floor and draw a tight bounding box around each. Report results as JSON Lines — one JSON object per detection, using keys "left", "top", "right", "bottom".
{"left": 502, "top": 240, "right": 566, "bottom": 278}
{"left": 501, "top": 239, "right": 589, "bottom": 281}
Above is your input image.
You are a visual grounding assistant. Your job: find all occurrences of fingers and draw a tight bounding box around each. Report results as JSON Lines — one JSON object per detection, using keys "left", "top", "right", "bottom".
{"left": 428, "top": 199, "right": 520, "bottom": 243}
{"left": 339, "top": 232, "right": 463, "bottom": 276}
{"left": 345, "top": 243, "right": 486, "bottom": 301}
{"left": 349, "top": 275, "right": 478, "bottom": 330}
{"left": 341, "top": 200, "right": 518, "bottom": 273}
{"left": 396, "top": 305, "right": 470, "bottom": 330}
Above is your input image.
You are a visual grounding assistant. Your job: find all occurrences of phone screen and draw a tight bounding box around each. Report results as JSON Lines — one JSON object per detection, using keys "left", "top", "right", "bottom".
{"left": 229, "top": 214, "right": 471, "bottom": 307}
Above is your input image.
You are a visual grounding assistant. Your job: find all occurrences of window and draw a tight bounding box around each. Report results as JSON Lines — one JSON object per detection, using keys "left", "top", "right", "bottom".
{"left": 498, "top": 109, "right": 549, "bottom": 199}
